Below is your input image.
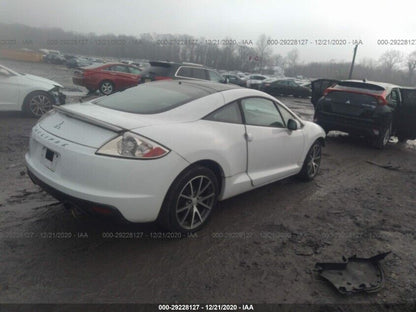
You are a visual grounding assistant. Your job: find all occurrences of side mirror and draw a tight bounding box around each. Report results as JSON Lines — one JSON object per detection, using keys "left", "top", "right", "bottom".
{"left": 287, "top": 119, "right": 298, "bottom": 131}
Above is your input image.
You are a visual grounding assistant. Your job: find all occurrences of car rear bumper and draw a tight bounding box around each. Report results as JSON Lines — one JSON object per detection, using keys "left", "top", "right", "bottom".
{"left": 314, "top": 112, "right": 384, "bottom": 136}
{"left": 25, "top": 124, "right": 190, "bottom": 223}
{"left": 27, "top": 169, "right": 127, "bottom": 220}
{"left": 72, "top": 77, "right": 96, "bottom": 90}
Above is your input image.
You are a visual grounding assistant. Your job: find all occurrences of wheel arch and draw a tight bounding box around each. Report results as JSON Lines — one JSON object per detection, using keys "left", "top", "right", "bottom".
{"left": 22, "top": 89, "right": 55, "bottom": 113}
{"left": 191, "top": 159, "right": 225, "bottom": 195}
{"left": 159, "top": 159, "right": 225, "bottom": 211}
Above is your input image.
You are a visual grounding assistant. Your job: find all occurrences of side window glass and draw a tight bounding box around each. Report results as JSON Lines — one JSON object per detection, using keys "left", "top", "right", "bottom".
{"left": 177, "top": 67, "right": 193, "bottom": 78}
{"left": 391, "top": 90, "right": 398, "bottom": 107}
{"left": 192, "top": 68, "right": 207, "bottom": 80}
{"left": 207, "top": 70, "right": 223, "bottom": 82}
{"left": 241, "top": 98, "right": 284, "bottom": 128}
{"left": 205, "top": 102, "right": 242, "bottom": 124}
{"left": 277, "top": 104, "right": 295, "bottom": 126}
{"left": 128, "top": 67, "right": 141, "bottom": 75}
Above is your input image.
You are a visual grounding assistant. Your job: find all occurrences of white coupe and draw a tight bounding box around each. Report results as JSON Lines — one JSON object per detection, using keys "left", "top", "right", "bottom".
{"left": 0, "top": 64, "right": 65, "bottom": 117}
{"left": 26, "top": 80, "right": 325, "bottom": 233}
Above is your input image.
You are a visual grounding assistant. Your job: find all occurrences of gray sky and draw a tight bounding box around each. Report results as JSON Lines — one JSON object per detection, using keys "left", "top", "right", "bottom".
{"left": 1, "top": 0, "right": 416, "bottom": 64}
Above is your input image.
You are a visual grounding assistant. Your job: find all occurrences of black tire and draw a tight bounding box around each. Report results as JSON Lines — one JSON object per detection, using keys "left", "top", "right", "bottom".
{"left": 397, "top": 135, "right": 407, "bottom": 143}
{"left": 298, "top": 140, "right": 322, "bottom": 181}
{"left": 99, "top": 80, "right": 114, "bottom": 95}
{"left": 158, "top": 166, "right": 219, "bottom": 233}
{"left": 373, "top": 122, "right": 392, "bottom": 149}
{"left": 23, "top": 91, "right": 55, "bottom": 118}
{"left": 86, "top": 87, "right": 96, "bottom": 94}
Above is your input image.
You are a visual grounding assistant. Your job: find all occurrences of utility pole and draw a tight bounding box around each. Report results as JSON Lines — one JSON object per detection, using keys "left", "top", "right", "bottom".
{"left": 348, "top": 44, "right": 358, "bottom": 79}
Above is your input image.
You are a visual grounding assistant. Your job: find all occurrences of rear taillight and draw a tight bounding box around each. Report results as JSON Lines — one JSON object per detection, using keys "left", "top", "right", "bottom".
{"left": 323, "top": 88, "right": 331, "bottom": 96}
{"left": 375, "top": 95, "right": 388, "bottom": 106}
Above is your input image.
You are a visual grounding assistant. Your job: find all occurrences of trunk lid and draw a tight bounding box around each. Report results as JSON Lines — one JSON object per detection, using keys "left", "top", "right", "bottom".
{"left": 320, "top": 90, "right": 380, "bottom": 117}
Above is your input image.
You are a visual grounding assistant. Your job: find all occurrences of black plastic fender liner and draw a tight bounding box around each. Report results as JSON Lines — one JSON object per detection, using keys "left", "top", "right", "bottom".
{"left": 315, "top": 251, "right": 391, "bottom": 295}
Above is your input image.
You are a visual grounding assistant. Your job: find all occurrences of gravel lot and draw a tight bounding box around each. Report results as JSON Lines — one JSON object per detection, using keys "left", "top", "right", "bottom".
{"left": 1, "top": 60, "right": 416, "bottom": 310}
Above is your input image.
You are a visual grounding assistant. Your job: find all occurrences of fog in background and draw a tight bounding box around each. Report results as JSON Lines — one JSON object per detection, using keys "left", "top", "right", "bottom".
{"left": 1, "top": 0, "right": 416, "bottom": 63}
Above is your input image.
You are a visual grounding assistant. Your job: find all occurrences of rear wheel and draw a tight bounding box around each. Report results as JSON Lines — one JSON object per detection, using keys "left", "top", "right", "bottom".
{"left": 99, "top": 80, "right": 114, "bottom": 95}
{"left": 373, "top": 122, "right": 392, "bottom": 149}
{"left": 158, "top": 166, "right": 219, "bottom": 233}
{"left": 23, "top": 91, "right": 55, "bottom": 118}
{"left": 298, "top": 140, "right": 322, "bottom": 181}
{"left": 398, "top": 135, "right": 407, "bottom": 143}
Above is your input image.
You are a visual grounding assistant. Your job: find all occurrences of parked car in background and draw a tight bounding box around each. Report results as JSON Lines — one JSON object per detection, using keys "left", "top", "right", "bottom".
{"left": 260, "top": 78, "right": 312, "bottom": 98}
{"left": 43, "top": 53, "right": 66, "bottom": 64}
{"left": 66, "top": 57, "right": 93, "bottom": 69}
{"left": 26, "top": 80, "right": 325, "bottom": 233}
{"left": 72, "top": 63, "right": 142, "bottom": 95}
{"left": 313, "top": 79, "right": 416, "bottom": 148}
{"left": 0, "top": 64, "right": 65, "bottom": 117}
{"left": 138, "top": 61, "right": 227, "bottom": 84}
{"left": 222, "top": 73, "right": 247, "bottom": 87}
{"left": 246, "top": 74, "right": 268, "bottom": 89}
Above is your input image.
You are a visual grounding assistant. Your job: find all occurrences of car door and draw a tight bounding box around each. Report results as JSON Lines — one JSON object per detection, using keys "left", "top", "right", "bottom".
{"left": 241, "top": 97, "right": 305, "bottom": 186}
{"left": 274, "top": 80, "right": 286, "bottom": 95}
{"left": 311, "top": 79, "right": 340, "bottom": 107}
{"left": 106, "top": 65, "right": 136, "bottom": 90}
{"left": 0, "top": 68, "right": 20, "bottom": 110}
{"left": 397, "top": 88, "right": 416, "bottom": 140}
{"left": 126, "top": 66, "right": 142, "bottom": 87}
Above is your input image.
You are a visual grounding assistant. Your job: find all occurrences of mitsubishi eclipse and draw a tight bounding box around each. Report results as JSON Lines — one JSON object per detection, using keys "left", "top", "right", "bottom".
{"left": 25, "top": 80, "right": 325, "bottom": 233}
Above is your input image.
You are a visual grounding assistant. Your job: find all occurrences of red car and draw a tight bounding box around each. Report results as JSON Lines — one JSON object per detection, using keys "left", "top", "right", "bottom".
{"left": 72, "top": 63, "right": 142, "bottom": 95}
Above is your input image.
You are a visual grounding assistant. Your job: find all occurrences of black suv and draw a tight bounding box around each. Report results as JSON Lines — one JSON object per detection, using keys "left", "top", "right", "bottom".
{"left": 138, "top": 61, "right": 226, "bottom": 84}
{"left": 312, "top": 79, "right": 416, "bottom": 149}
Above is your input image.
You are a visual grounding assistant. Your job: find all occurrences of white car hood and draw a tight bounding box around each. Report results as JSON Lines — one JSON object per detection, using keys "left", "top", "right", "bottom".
{"left": 22, "top": 73, "right": 63, "bottom": 88}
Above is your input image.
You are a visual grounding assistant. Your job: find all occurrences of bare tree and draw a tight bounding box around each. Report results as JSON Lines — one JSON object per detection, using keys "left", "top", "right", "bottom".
{"left": 379, "top": 50, "right": 403, "bottom": 72}
{"left": 406, "top": 50, "right": 416, "bottom": 85}
{"left": 286, "top": 49, "right": 299, "bottom": 68}
{"left": 255, "top": 34, "right": 272, "bottom": 74}
{"left": 284, "top": 49, "right": 299, "bottom": 76}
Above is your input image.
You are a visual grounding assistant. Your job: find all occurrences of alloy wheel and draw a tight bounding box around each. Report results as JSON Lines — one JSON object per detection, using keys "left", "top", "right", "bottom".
{"left": 306, "top": 143, "right": 321, "bottom": 178}
{"left": 29, "top": 94, "right": 52, "bottom": 117}
{"left": 100, "top": 82, "right": 113, "bottom": 95}
{"left": 176, "top": 175, "right": 216, "bottom": 230}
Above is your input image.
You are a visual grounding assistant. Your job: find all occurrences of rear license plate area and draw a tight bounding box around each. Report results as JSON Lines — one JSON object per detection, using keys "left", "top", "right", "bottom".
{"left": 41, "top": 147, "right": 59, "bottom": 171}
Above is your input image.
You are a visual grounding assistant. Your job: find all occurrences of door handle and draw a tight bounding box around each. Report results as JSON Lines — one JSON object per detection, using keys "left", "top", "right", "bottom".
{"left": 245, "top": 133, "right": 253, "bottom": 142}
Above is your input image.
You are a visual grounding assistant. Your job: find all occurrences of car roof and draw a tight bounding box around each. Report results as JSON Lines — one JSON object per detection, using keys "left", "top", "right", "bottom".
{"left": 172, "top": 79, "right": 241, "bottom": 92}
{"left": 331, "top": 79, "right": 400, "bottom": 94}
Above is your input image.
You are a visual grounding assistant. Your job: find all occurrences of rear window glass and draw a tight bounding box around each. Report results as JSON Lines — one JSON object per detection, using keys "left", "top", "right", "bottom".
{"left": 93, "top": 81, "right": 211, "bottom": 114}
{"left": 324, "top": 91, "right": 378, "bottom": 106}
{"left": 338, "top": 81, "right": 385, "bottom": 91}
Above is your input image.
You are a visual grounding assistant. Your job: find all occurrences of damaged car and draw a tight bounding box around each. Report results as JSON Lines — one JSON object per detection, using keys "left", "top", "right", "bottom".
{"left": 25, "top": 80, "right": 325, "bottom": 233}
{"left": 0, "top": 64, "right": 66, "bottom": 117}
{"left": 313, "top": 79, "right": 416, "bottom": 148}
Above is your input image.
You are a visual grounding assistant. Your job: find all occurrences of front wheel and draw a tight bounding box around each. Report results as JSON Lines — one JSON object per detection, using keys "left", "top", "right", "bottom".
{"left": 158, "top": 166, "right": 219, "bottom": 233}
{"left": 23, "top": 91, "right": 55, "bottom": 118}
{"left": 298, "top": 140, "right": 322, "bottom": 181}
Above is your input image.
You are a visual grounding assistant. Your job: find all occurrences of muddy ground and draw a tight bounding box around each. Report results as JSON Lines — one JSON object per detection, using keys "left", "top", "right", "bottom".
{"left": 1, "top": 60, "right": 416, "bottom": 310}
